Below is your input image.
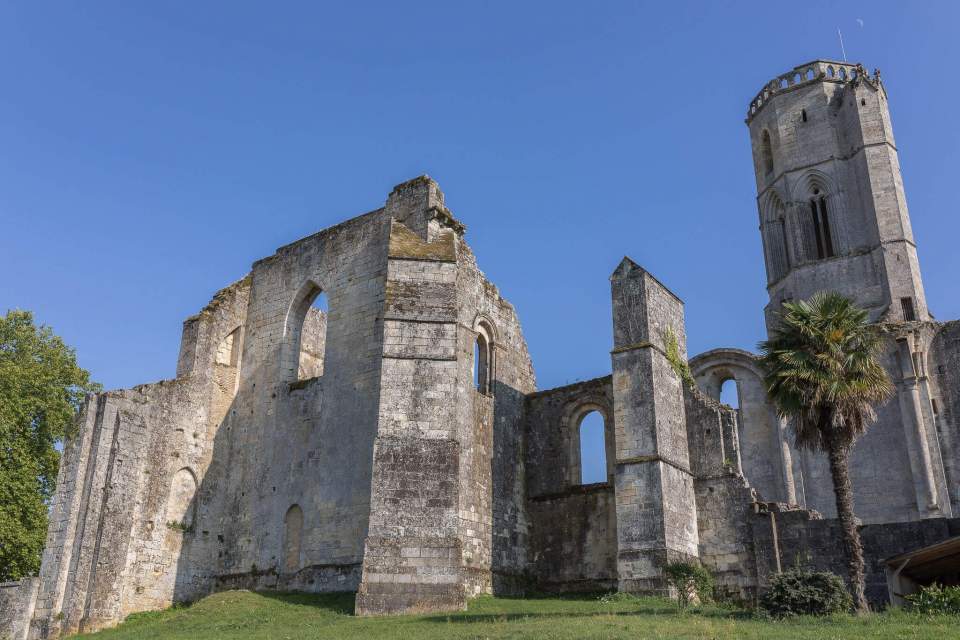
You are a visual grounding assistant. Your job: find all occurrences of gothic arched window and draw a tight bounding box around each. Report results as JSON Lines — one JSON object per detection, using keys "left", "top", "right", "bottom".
{"left": 761, "top": 130, "right": 774, "bottom": 176}
{"left": 807, "top": 189, "right": 835, "bottom": 260}
{"left": 761, "top": 194, "right": 790, "bottom": 283}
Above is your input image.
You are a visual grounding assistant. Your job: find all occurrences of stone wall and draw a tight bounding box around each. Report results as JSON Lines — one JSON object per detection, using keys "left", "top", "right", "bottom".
{"left": 0, "top": 579, "right": 38, "bottom": 640}
{"left": 690, "top": 349, "right": 797, "bottom": 505}
{"left": 751, "top": 507, "right": 960, "bottom": 606}
{"left": 527, "top": 486, "right": 617, "bottom": 592}
{"left": 455, "top": 232, "right": 536, "bottom": 597}
{"left": 524, "top": 377, "right": 616, "bottom": 591}
{"left": 354, "top": 177, "right": 536, "bottom": 614}
{"left": 28, "top": 277, "right": 250, "bottom": 638}
{"left": 683, "top": 384, "right": 760, "bottom": 599}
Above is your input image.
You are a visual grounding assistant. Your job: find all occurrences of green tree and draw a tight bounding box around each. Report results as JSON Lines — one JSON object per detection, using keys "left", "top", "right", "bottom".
{"left": 0, "top": 310, "right": 100, "bottom": 580}
{"left": 759, "top": 292, "right": 893, "bottom": 613}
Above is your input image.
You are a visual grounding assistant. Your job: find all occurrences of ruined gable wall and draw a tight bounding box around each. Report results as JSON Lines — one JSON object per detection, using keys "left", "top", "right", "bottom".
{"left": 524, "top": 377, "right": 617, "bottom": 592}
{"left": 201, "top": 208, "right": 390, "bottom": 595}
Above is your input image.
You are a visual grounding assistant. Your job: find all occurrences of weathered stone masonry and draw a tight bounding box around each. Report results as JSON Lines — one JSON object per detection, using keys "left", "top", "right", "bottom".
{"left": 3, "top": 58, "right": 960, "bottom": 638}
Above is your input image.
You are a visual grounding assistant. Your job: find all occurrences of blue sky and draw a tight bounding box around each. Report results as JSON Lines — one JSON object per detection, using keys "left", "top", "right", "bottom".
{"left": 2, "top": 2, "right": 958, "bottom": 479}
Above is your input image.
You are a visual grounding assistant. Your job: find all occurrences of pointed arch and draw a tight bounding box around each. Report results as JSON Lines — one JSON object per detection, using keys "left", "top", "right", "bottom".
{"left": 215, "top": 326, "right": 242, "bottom": 367}
{"left": 760, "top": 130, "right": 774, "bottom": 176}
{"left": 166, "top": 467, "right": 198, "bottom": 530}
{"left": 281, "top": 279, "right": 328, "bottom": 382}
{"left": 759, "top": 190, "right": 790, "bottom": 283}
{"left": 796, "top": 171, "right": 838, "bottom": 260}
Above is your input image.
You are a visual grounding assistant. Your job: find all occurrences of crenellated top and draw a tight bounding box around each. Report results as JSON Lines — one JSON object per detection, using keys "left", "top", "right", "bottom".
{"left": 746, "top": 60, "right": 883, "bottom": 122}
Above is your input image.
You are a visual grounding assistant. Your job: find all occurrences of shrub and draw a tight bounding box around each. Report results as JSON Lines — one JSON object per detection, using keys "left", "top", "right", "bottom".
{"left": 760, "top": 568, "right": 852, "bottom": 617}
{"left": 664, "top": 561, "right": 714, "bottom": 610}
{"left": 905, "top": 584, "right": 960, "bottom": 615}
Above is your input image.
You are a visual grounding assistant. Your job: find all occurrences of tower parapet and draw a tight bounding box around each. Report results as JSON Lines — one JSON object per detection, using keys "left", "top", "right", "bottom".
{"left": 746, "top": 60, "right": 882, "bottom": 122}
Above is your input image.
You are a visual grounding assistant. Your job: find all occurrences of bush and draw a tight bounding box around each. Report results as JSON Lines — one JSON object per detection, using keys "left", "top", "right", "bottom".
{"left": 760, "top": 568, "right": 852, "bottom": 617}
{"left": 663, "top": 561, "right": 714, "bottom": 610}
{"left": 905, "top": 584, "right": 960, "bottom": 615}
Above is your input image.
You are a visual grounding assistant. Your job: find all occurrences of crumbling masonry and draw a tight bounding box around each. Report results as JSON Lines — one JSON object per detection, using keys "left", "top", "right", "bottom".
{"left": 3, "top": 59, "right": 960, "bottom": 638}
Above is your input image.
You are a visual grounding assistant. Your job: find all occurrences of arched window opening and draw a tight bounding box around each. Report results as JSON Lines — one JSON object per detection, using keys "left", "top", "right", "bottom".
{"left": 166, "top": 468, "right": 197, "bottom": 531}
{"left": 578, "top": 410, "right": 608, "bottom": 485}
{"left": 212, "top": 327, "right": 243, "bottom": 419}
{"left": 297, "top": 291, "right": 328, "bottom": 381}
{"left": 283, "top": 504, "right": 303, "bottom": 573}
{"left": 473, "top": 323, "right": 494, "bottom": 395}
{"left": 762, "top": 195, "right": 790, "bottom": 284}
{"left": 215, "top": 328, "right": 241, "bottom": 367}
{"left": 720, "top": 378, "right": 740, "bottom": 410}
{"left": 761, "top": 130, "right": 774, "bottom": 176}
{"left": 807, "top": 190, "right": 835, "bottom": 260}
{"left": 801, "top": 109, "right": 807, "bottom": 123}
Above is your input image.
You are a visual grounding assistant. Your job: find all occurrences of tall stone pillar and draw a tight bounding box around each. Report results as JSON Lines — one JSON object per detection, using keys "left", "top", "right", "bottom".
{"left": 609, "top": 258, "right": 699, "bottom": 593}
{"left": 355, "top": 179, "right": 466, "bottom": 615}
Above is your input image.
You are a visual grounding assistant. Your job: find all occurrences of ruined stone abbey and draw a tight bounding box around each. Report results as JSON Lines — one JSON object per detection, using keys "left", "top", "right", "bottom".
{"left": 4, "top": 59, "right": 960, "bottom": 638}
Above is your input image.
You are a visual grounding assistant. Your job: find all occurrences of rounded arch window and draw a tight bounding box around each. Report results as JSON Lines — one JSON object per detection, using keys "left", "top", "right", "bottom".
{"left": 473, "top": 321, "right": 495, "bottom": 395}
{"left": 578, "top": 409, "right": 609, "bottom": 485}
{"left": 720, "top": 378, "right": 740, "bottom": 409}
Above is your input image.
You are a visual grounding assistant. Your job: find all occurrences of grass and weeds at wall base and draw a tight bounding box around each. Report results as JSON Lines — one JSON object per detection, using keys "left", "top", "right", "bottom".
{"left": 72, "top": 590, "right": 958, "bottom": 640}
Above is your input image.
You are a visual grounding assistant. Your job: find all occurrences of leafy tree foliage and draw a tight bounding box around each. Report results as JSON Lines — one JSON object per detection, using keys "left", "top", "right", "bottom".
{"left": 0, "top": 310, "right": 100, "bottom": 580}
{"left": 759, "top": 292, "right": 892, "bottom": 613}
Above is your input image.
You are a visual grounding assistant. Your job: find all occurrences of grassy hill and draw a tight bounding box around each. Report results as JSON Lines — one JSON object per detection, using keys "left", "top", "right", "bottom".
{"left": 74, "top": 590, "right": 956, "bottom": 639}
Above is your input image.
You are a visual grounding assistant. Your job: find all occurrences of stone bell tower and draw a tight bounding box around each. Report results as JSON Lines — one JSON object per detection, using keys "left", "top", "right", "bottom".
{"left": 745, "top": 60, "right": 929, "bottom": 330}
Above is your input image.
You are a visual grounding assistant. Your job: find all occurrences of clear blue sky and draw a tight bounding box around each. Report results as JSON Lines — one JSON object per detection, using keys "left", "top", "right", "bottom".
{"left": 2, "top": 2, "right": 958, "bottom": 413}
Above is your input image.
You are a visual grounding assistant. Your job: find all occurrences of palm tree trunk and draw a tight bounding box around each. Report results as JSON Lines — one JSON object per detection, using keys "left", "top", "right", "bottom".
{"left": 826, "top": 440, "right": 868, "bottom": 613}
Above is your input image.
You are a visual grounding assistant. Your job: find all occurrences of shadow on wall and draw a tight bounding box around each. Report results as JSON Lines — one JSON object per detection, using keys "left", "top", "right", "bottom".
{"left": 489, "top": 378, "right": 530, "bottom": 594}
{"left": 170, "top": 230, "right": 389, "bottom": 607}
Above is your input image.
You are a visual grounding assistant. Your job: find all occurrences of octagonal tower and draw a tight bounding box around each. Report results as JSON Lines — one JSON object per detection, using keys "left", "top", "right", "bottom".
{"left": 746, "top": 60, "right": 929, "bottom": 329}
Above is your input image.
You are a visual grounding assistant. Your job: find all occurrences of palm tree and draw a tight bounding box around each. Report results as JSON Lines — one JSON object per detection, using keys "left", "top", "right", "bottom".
{"left": 759, "top": 292, "right": 893, "bottom": 613}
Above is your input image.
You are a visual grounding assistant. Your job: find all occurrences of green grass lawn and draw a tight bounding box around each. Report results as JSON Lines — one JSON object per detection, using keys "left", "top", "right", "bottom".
{"left": 74, "top": 590, "right": 958, "bottom": 640}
